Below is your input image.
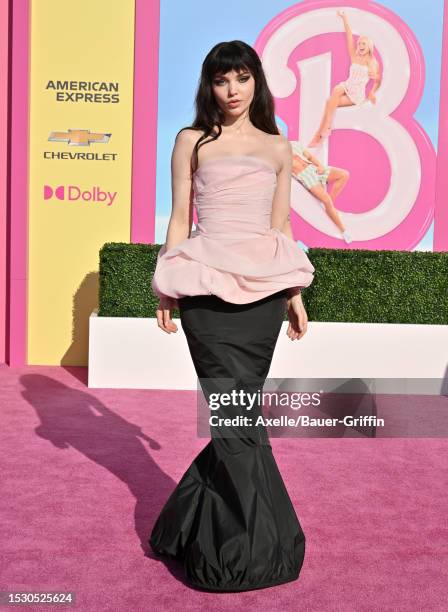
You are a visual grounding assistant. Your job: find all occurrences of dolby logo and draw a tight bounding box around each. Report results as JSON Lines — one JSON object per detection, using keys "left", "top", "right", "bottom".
{"left": 43, "top": 184, "right": 117, "bottom": 206}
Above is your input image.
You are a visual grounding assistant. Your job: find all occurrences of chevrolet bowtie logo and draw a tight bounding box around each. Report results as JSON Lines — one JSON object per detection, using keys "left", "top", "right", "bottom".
{"left": 48, "top": 129, "right": 112, "bottom": 146}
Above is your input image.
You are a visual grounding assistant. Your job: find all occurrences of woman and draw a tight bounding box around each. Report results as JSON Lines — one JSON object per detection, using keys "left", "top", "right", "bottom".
{"left": 291, "top": 141, "right": 352, "bottom": 243}
{"left": 149, "top": 40, "right": 315, "bottom": 592}
{"left": 308, "top": 9, "right": 381, "bottom": 148}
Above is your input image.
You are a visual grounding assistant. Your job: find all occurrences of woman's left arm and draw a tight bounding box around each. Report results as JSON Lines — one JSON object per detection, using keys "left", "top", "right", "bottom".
{"left": 271, "top": 138, "right": 304, "bottom": 302}
{"left": 370, "top": 74, "right": 382, "bottom": 94}
{"left": 270, "top": 137, "right": 293, "bottom": 231}
{"left": 281, "top": 217, "right": 303, "bottom": 301}
{"left": 369, "top": 62, "right": 382, "bottom": 93}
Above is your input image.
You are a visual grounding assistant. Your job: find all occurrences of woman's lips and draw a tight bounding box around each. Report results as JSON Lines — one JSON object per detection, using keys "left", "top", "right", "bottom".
{"left": 228, "top": 100, "right": 241, "bottom": 107}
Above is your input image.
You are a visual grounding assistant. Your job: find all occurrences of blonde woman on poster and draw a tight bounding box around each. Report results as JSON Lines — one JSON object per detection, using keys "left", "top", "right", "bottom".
{"left": 291, "top": 141, "right": 352, "bottom": 243}
{"left": 308, "top": 9, "right": 382, "bottom": 148}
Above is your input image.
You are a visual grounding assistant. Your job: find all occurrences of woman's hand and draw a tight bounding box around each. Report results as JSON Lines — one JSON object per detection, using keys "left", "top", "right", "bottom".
{"left": 316, "top": 165, "right": 325, "bottom": 174}
{"left": 156, "top": 297, "right": 179, "bottom": 334}
{"left": 367, "top": 91, "right": 377, "bottom": 104}
{"left": 292, "top": 154, "right": 307, "bottom": 175}
{"left": 286, "top": 294, "right": 308, "bottom": 341}
{"left": 337, "top": 9, "right": 346, "bottom": 18}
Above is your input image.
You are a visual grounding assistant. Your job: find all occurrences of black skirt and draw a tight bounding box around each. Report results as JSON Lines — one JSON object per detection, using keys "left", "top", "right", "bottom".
{"left": 149, "top": 289, "right": 306, "bottom": 592}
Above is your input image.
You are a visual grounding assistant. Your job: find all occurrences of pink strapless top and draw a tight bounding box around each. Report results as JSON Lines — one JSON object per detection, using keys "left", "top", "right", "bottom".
{"left": 151, "top": 155, "right": 315, "bottom": 305}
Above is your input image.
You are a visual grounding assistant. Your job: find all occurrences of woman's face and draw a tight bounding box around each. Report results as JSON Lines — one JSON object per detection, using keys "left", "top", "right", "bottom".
{"left": 356, "top": 37, "right": 370, "bottom": 56}
{"left": 211, "top": 68, "right": 255, "bottom": 117}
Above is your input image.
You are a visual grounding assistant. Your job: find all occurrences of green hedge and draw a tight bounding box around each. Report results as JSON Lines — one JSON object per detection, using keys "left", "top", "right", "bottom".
{"left": 98, "top": 243, "right": 448, "bottom": 324}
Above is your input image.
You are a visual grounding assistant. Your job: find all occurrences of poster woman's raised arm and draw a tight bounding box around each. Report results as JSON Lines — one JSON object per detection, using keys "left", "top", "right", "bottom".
{"left": 337, "top": 10, "right": 355, "bottom": 59}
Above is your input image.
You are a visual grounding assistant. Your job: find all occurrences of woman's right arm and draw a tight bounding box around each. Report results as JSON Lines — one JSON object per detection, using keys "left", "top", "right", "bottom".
{"left": 155, "top": 130, "right": 196, "bottom": 334}
{"left": 303, "top": 148, "right": 322, "bottom": 168}
{"left": 164, "top": 129, "right": 196, "bottom": 251}
{"left": 337, "top": 10, "right": 355, "bottom": 59}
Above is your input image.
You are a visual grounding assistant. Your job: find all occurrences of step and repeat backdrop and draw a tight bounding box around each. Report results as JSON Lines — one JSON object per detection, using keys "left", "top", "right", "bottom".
{"left": 2, "top": 0, "right": 447, "bottom": 365}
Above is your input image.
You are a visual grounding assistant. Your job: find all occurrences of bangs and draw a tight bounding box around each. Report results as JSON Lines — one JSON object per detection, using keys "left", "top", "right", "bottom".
{"left": 212, "top": 61, "right": 251, "bottom": 78}
{"left": 208, "top": 49, "right": 253, "bottom": 79}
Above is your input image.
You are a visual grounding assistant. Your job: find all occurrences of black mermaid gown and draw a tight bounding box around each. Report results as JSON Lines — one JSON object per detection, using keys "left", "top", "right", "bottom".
{"left": 149, "top": 156, "right": 314, "bottom": 591}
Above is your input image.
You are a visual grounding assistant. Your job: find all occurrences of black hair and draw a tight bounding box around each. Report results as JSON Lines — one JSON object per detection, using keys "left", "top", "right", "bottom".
{"left": 176, "top": 40, "right": 279, "bottom": 173}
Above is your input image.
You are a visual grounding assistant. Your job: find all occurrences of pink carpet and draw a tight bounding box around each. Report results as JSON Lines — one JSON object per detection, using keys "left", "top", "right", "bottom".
{"left": 1, "top": 363, "right": 447, "bottom": 610}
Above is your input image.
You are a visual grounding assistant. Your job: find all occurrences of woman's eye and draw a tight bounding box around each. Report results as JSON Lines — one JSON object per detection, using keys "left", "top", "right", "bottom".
{"left": 214, "top": 77, "right": 250, "bottom": 85}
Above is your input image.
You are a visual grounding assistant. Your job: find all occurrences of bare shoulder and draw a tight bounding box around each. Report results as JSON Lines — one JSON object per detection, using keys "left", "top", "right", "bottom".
{"left": 172, "top": 128, "right": 205, "bottom": 175}
{"left": 174, "top": 127, "right": 204, "bottom": 149}
{"left": 269, "top": 133, "right": 292, "bottom": 172}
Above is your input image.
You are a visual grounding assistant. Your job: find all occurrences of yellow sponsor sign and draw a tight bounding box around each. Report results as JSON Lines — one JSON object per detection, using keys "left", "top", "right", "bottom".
{"left": 28, "top": 0, "right": 135, "bottom": 364}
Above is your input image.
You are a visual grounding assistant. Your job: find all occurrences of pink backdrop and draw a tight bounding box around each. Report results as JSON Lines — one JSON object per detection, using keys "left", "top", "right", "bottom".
{"left": 255, "top": 0, "right": 440, "bottom": 250}
{"left": 0, "top": 0, "right": 8, "bottom": 364}
{"left": 2, "top": 0, "right": 448, "bottom": 366}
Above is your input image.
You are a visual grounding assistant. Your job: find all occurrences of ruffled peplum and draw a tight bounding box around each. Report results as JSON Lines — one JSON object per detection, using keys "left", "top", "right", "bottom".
{"left": 151, "top": 227, "right": 315, "bottom": 305}
{"left": 151, "top": 155, "right": 315, "bottom": 306}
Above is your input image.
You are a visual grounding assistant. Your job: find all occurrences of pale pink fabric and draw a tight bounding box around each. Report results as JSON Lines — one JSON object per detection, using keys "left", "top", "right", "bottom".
{"left": 151, "top": 155, "right": 315, "bottom": 305}
{"left": 340, "top": 63, "right": 370, "bottom": 105}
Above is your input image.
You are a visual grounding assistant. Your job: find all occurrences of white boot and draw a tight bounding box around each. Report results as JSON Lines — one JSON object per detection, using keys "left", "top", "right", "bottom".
{"left": 342, "top": 230, "right": 353, "bottom": 244}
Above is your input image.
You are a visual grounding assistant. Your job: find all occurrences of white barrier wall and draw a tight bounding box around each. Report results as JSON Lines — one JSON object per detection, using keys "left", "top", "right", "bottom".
{"left": 88, "top": 310, "right": 448, "bottom": 390}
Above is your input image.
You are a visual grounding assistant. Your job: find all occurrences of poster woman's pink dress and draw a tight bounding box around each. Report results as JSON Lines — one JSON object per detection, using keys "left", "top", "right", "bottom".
{"left": 339, "top": 62, "right": 370, "bottom": 105}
